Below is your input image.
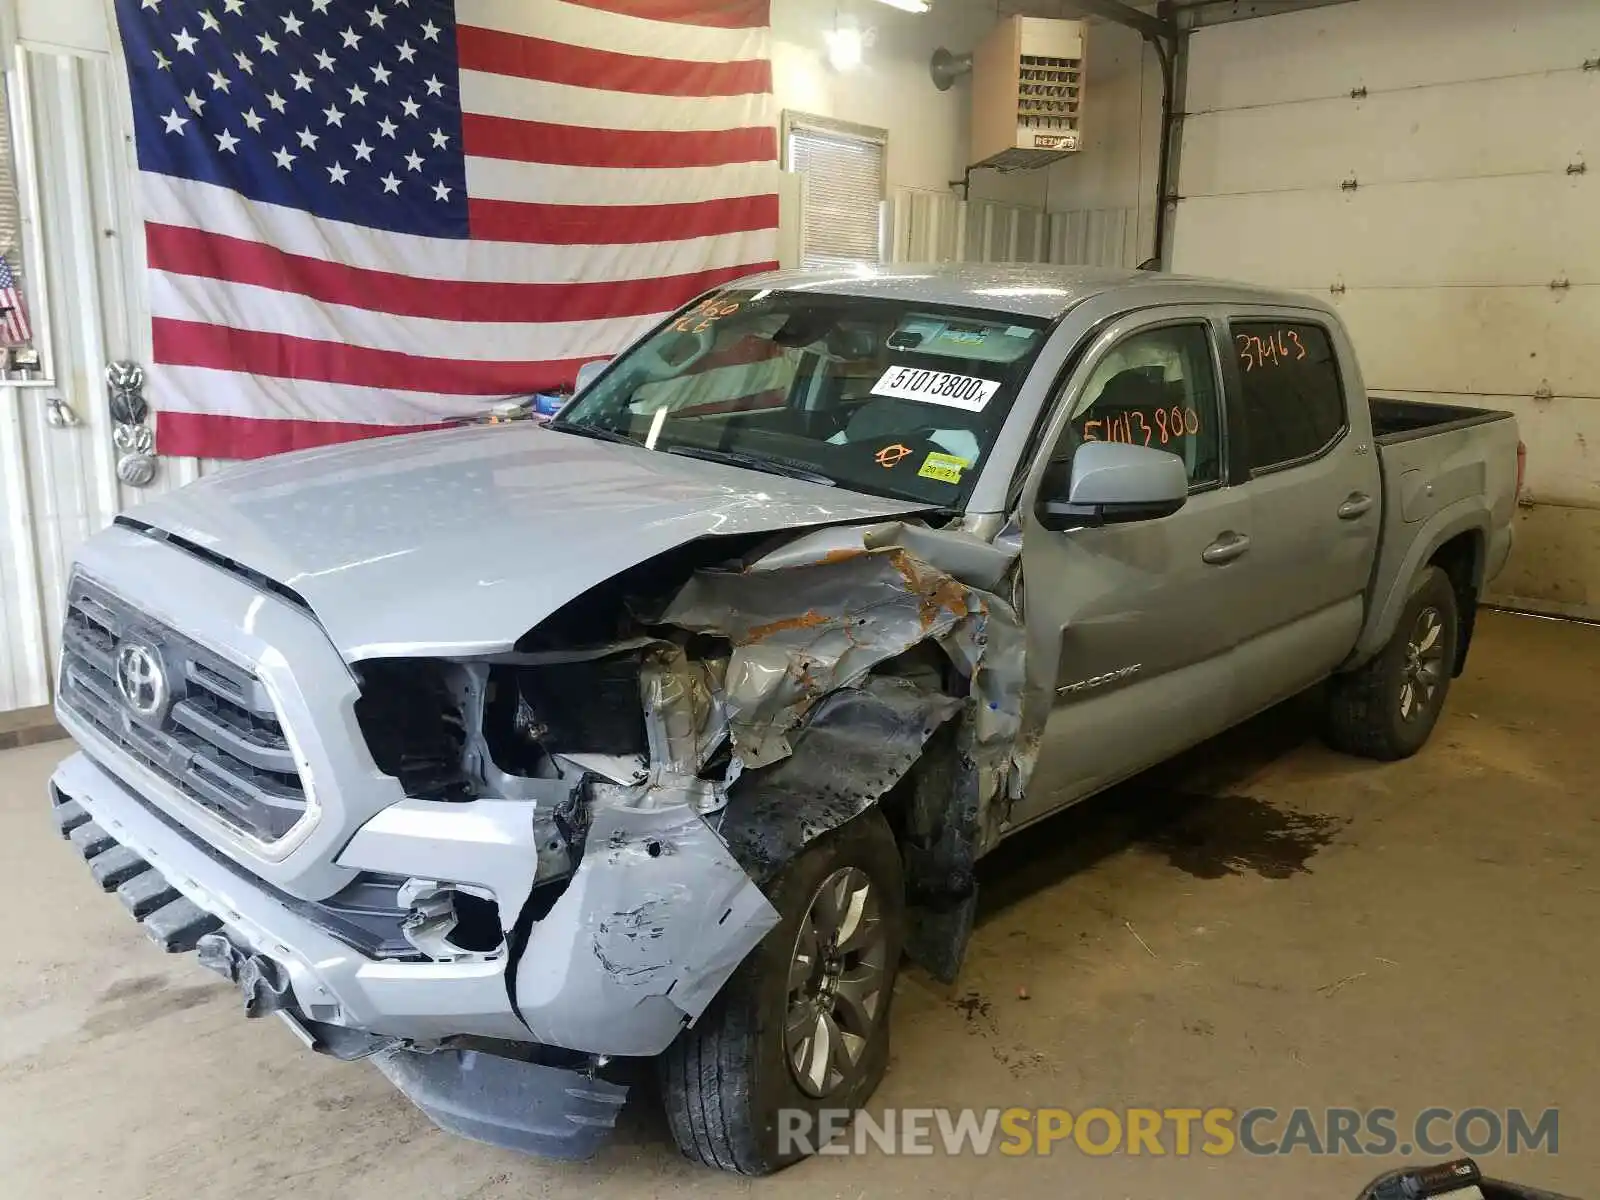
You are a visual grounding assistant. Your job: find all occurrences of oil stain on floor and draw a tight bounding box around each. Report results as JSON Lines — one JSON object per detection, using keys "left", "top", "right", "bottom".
{"left": 1134, "top": 792, "right": 1345, "bottom": 880}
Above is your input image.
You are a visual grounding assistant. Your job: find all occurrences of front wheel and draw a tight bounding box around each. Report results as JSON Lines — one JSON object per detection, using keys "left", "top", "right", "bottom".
{"left": 658, "top": 810, "right": 904, "bottom": 1175}
{"left": 1324, "top": 564, "right": 1459, "bottom": 761}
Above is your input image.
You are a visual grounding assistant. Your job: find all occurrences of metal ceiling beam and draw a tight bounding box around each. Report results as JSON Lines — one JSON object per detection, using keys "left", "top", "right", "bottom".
{"left": 1170, "top": 0, "right": 1358, "bottom": 30}
{"left": 1065, "top": 0, "right": 1176, "bottom": 42}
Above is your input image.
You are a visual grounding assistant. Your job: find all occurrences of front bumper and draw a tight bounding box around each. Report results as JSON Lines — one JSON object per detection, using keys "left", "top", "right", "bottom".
{"left": 57, "top": 526, "right": 788, "bottom": 1063}
{"left": 53, "top": 735, "right": 783, "bottom": 1059}
{"left": 50, "top": 751, "right": 527, "bottom": 1042}
{"left": 51, "top": 751, "right": 633, "bottom": 1159}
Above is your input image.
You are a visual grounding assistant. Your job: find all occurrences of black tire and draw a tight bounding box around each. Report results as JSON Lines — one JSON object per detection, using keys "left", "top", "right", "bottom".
{"left": 1324, "top": 565, "right": 1459, "bottom": 761}
{"left": 658, "top": 809, "right": 904, "bottom": 1175}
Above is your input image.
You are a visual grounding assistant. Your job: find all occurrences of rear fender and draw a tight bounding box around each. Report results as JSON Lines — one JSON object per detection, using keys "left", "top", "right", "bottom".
{"left": 1348, "top": 498, "right": 1488, "bottom": 668}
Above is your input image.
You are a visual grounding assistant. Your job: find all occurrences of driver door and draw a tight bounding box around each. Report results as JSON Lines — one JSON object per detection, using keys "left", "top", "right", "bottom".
{"left": 1010, "top": 310, "right": 1256, "bottom": 828}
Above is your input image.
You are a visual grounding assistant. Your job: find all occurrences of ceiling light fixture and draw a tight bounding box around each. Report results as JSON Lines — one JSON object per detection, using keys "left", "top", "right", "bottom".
{"left": 824, "top": 26, "right": 864, "bottom": 71}
{"left": 871, "top": 0, "right": 932, "bottom": 12}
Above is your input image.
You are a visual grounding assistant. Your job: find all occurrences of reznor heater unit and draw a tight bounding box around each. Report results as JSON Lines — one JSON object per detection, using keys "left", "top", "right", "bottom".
{"left": 971, "top": 16, "right": 1086, "bottom": 169}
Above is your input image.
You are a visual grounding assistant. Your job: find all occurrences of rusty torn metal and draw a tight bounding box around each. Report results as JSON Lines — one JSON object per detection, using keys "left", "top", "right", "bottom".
{"left": 657, "top": 518, "right": 1033, "bottom": 850}
{"left": 510, "top": 517, "right": 1036, "bottom": 1041}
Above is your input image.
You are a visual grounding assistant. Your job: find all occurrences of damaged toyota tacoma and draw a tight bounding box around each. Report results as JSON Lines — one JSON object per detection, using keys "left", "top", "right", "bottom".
{"left": 49, "top": 265, "right": 1520, "bottom": 1173}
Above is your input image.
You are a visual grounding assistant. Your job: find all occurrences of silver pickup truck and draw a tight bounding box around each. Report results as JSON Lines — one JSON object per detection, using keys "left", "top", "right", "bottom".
{"left": 49, "top": 265, "right": 1519, "bottom": 1173}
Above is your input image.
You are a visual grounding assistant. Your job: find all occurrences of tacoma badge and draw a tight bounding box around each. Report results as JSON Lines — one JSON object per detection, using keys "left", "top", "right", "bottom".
{"left": 1057, "top": 664, "right": 1142, "bottom": 697}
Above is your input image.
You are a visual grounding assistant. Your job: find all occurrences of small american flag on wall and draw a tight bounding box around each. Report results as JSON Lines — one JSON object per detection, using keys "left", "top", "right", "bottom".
{"left": 0, "top": 253, "right": 31, "bottom": 346}
{"left": 113, "top": 0, "right": 779, "bottom": 459}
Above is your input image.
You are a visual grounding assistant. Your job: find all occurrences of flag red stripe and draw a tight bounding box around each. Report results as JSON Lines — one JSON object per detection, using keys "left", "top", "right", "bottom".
{"left": 468, "top": 192, "right": 778, "bottom": 245}
{"left": 461, "top": 113, "right": 775, "bottom": 168}
{"left": 146, "top": 224, "right": 776, "bottom": 323}
{"left": 157, "top": 410, "right": 443, "bottom": 458}
{"left": 153, "top": 318, "right": 592, "bottom": 394}
{"left": 560, "top": 0, "right": 770, "bottom": 28}
{"left": 457, "top": 25, "right": 770, "bottom": 97}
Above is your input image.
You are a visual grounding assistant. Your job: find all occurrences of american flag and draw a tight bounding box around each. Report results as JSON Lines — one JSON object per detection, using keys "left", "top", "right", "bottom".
{"left": 113, "top": 0, "right": 779, "bottom": 459}
{"left": 0, "top": 254, "right": 31, "bottom": 346}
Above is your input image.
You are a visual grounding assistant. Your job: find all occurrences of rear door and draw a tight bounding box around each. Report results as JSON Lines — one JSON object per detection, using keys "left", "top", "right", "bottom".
{"left": 1013, "top": 308, "right": 1257, "bottom": 825}
{"left": 1223, "top": 312, "right": 1383, "bottom": 716}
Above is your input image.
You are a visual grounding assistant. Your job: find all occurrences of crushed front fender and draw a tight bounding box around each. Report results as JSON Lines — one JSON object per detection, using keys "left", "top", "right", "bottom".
{"left": 512, "top": 797, "right": 779, "bottom": 1056}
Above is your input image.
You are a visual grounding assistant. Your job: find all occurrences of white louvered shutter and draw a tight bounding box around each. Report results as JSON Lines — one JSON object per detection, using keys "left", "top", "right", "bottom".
{"left": 787, "top": 122, "right": 885, "bottom": 270}
{"left": 0, "top": 78, "right": 23, "bottom": 283}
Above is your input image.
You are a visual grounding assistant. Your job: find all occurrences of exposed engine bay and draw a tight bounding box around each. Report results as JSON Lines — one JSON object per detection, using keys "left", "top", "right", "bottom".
{"left": 349, "top": 517, "right": 1034, "bottom": 1040}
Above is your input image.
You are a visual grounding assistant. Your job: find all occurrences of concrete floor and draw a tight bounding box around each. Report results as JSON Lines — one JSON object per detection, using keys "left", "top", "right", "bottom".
{"left": 2, "top": 609, "right": 1596, "bottom": 1199}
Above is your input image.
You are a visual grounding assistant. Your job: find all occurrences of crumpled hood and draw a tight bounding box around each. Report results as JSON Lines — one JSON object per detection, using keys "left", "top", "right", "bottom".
{"left": 124, "top": 423, "right": 929, "bottom": 661}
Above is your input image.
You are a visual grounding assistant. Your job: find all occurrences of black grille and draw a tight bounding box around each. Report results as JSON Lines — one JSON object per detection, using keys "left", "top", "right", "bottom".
{"left": 59, "top": 576, "right": 310, "bottom": 843}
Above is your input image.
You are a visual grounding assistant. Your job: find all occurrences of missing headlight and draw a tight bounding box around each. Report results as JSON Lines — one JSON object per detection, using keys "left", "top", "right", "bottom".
{"left": 482, "top": 658, "right": 647, "bottom": 771}
{"left": 353, "top": 659, "right": 473, "bottom": 800}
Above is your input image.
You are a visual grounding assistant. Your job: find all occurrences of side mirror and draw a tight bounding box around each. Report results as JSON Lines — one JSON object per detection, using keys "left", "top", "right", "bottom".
{"left": 1037, "top": 440, "right": 1188, "bottom": 532}
{"left": 574, "top": 358, "right": 611, "bottom": 394}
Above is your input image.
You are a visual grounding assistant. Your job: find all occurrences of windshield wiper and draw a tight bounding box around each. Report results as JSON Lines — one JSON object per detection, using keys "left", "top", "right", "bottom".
{"left": 662, "top": 445, "right": 838, "bottom": 487}
{"left": 546, "top": 421, "right": 639, "bottom": 447}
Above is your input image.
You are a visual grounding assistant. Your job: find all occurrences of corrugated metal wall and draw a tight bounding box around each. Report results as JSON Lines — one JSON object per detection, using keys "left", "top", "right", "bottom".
{"left": 884, "top": 186, "right": 1137, "bottom": 270}
{"left": 0, "top": 44, "right": 208, "bottom": 713}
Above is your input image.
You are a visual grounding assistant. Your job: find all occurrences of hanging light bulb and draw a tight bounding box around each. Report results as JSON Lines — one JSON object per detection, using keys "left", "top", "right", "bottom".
{"left": 824, "top": 26, "right": 864, "bottom": 71}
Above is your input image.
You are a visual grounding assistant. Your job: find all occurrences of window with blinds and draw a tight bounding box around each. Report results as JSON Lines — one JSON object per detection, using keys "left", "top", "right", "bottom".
{"left": 784, "top": 115, "right": 886, "bottom": 270}
{"left": 0, "top": 75, "right": 23, "bottom": 286}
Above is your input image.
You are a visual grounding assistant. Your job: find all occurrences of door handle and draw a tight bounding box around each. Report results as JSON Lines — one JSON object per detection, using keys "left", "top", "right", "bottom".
{"left": 1337, "top": 492, "right": 1374, "bottom": 520}
{"left": 1202, "top": 532, "right": 1251, "bottom": 565}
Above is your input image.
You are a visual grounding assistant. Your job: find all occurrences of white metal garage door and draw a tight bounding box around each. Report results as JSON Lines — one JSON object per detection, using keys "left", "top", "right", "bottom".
{"left": 1171, "top": 0, "right": 1600, "bottom": 618}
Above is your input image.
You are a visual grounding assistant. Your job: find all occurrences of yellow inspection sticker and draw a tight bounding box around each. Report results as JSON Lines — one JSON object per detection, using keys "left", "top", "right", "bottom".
{"left": 918, "top": 451, "right": 970, "bottom": 484}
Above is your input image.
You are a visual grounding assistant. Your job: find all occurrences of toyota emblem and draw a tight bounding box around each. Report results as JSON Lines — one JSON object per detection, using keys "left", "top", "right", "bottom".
{"left": 115, "top": 642, "right": 168, "bottom": 719}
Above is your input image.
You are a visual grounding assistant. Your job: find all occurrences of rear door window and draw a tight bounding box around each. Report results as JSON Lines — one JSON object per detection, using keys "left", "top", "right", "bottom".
{"left": 1230, "top": 321, "right": 1346, "bottom": 472}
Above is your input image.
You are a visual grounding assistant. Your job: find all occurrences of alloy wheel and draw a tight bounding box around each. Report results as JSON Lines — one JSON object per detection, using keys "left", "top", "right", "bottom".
{"left": 783, "top": 866, "right": 889, "bottom": 1098}
{"left": 1399, "top": 605, "right": 1447, "bottom": 722}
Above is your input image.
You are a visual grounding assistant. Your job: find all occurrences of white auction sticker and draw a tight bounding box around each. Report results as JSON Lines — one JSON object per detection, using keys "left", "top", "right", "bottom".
{"left": 870, "top": 366, "right": 1001, "bottom": 412}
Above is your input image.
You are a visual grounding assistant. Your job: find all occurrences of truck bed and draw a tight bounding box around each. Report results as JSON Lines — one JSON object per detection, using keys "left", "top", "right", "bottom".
{"left": 1369, "top": 396, "right": 1514, "bottom": 444}
{"left": 1355, "top": 394, "right": 1520, "bottom": 668}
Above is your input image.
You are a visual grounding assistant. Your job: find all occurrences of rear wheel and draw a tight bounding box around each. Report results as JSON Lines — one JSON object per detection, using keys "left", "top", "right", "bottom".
{"left": 1324, "top": 565, "right": 1459, "bottom": 760}
{"left": 658, "top": 810, "right": 903, "bottom": 1175}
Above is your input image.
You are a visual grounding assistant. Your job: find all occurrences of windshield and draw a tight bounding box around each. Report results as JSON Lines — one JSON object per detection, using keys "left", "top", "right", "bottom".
{"left": 552, "top": 289, "right": 1050, "bottom": 506}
